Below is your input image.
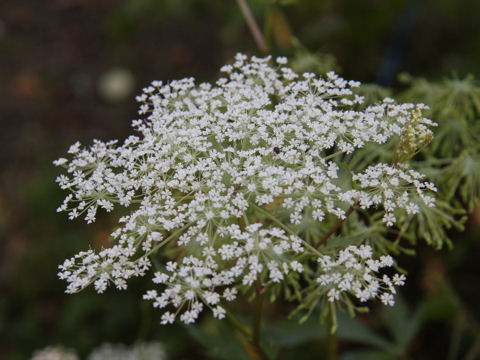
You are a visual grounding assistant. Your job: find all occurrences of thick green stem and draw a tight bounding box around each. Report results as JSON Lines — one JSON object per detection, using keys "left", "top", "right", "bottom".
{"left": 226, "top": 311, "right": 251, "bottom": 338}
{"left": 253, "top": 282, "right": 265, "bottom": 347}
{"left": 251, "top": 281, "right": 270, "bottom": 360}
{"left": 226, "top": 306, "right": 270, "bottom": 360}
{"left": 327, "top": 325, "right": 338, "bottom": 360}
{"left": 327, "top": 303, "right": 339, "bottom": 360}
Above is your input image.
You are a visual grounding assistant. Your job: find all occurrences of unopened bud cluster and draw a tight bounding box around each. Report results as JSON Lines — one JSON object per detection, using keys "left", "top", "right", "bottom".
{"left": 394, "top": 106, "right": 434, "bottom": 164}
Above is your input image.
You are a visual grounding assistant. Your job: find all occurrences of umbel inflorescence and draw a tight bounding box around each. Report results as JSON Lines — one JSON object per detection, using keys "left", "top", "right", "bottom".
{"left": 55, "top": 54, "right": 436, "bottom": 325}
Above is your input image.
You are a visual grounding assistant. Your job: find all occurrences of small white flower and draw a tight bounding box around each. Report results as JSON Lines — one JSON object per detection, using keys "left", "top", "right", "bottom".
{"left": 317, "top": 245, "right": 405, "bottom": 306}
{"left": 212, "top": 306, "right": 226, "bottom": 319}
{"left": 380, "top": 293, "right": 395, "bottom": 306}
{"left": 53, "top": 157, "right": 68, "bottom": 166}
{"left": 161, "top": 312, "right": 175, "bottom": 324}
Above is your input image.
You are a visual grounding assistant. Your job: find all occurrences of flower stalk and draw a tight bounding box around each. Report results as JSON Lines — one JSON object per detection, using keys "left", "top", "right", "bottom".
{"left": 252, "top": 281, "right": 266, "bottom": 354}
{"left": 314, "top": 201, "right": 360, "bottom": 249}
{"left": 236, "top": 0, "right": 269, "bottom": 56}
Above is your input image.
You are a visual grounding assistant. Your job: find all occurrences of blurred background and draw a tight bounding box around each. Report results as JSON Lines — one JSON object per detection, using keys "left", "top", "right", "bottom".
{"left": 1, "top": 0, "right": 480, "bottom": 359}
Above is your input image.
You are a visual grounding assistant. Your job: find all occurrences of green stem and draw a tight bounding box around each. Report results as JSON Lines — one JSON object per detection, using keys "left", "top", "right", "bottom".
{"left": 252, "top": 203, "right": 292, "bottom": 234}
{"left": 253, "top": 282, "right": 265, "bottom": 346}
{"left": 226, "top": 311, "right": 251, "bottom": 338}
{"left": 327, "top": 302, "right": 339, "bottom": 359}
{"left": 251, "top": 203, "right": 322, "bottom": 256}
{"left": 251, "top": 281, "right": 270, "bottom": 360}
{"left": 140, "top": 222, "right": 192, "bottom": 260}
{"left": 226, "top": 307, "right": 270, "bottom": 360}
{"left": 327, "top": 323, "right": 339, "bottom": 359}
{"left": 324, "top": 150, "right": 344, "bottom": 161}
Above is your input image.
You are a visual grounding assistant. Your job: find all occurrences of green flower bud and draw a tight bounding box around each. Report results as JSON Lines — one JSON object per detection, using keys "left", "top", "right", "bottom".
{"left": 394, "top": 106, "right": 433, "bottom": 164}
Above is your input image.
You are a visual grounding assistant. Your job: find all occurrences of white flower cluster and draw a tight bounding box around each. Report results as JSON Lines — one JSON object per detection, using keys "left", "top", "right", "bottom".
{"left": 317, "top": 245, "right": 406, "bottom": 306}
{"left": 352, "top": 163, "right": 437, "bottom": 226}
{"left": 87, "top": 342, "right": 166, "bottom": 360}
{"left": 31, "top": 342, "right": 166, "bottom": 360}
{"left": 55, "top": 54, "right": 436, "bottom": 324}
{"left": 31, "top": 346, "right": 79, "bottom": 360}
{"left": 143, "top": 223, "right": 304, "bottom": 324}
{"left": 58, "top": 247, "right": 151, "bottom": 294}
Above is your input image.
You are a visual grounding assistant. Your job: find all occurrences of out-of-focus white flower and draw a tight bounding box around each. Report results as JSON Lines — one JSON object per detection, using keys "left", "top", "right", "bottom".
{"left": 31, "top": 346, "right": 79, "bottom": 360}
{"left": 97, "top": 67, "right": 135, "bottom": 103}
{"left": 87, "top": 342, "right": 166, "bottom": 360}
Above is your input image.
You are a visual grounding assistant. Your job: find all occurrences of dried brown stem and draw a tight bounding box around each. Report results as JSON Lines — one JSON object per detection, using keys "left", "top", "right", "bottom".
{"left": 236, "top": 0, "right": 269, "bottom": 56}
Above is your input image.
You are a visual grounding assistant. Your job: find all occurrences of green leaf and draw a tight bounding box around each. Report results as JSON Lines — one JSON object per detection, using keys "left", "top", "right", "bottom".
{"left": 341, "top": 349, "right": 397, "bottom": 360}
{"left": 401, "top": 200, "right": 465, "bottom": 249}
{"left": 265, "top": 315, "right": 327, "bottom": 348}
{"left": 381, "top": 297, "right": 422, "bottom": 351}
{"left": 290, "top": 39, "right": 340, "bottom": 75}
{"left": 442, "top": 154, "right": 480, "bottom": 212}
{"left": 187, "top": 318, "right": 252, "bottom": 360}
{"left": 336, "top": 313, "right": 393, "bottom": 352}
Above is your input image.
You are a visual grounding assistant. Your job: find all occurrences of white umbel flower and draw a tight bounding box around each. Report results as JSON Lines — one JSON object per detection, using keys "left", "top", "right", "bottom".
{"left": 55, "top": 54, "right": 436, "bottom": 324}
{"left": 317, "top": 245, "right": 404, "bottom": 305}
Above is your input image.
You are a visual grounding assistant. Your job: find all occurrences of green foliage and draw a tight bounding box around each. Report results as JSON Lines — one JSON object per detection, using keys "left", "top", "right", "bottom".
{"left": 399, "top": 199, "right": 465, "bottom": 249}
{"left": 398, "top": 74, "right": 480, "bottom": 219}
{"left": 188, "top": 318, "right": 253, "bottom": 360}
{"left": 270, "top": 46, "right": 480, "bottom": 359}
{"left": 290, "top": 44, "right": 339, "bottom": 75}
